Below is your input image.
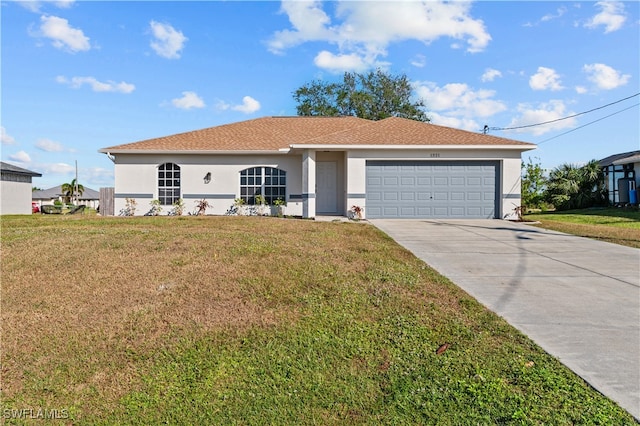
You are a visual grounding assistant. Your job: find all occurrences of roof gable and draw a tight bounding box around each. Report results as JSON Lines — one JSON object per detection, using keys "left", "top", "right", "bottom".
{"left": 100, "top": 116, "right": 535, "bottom": 153}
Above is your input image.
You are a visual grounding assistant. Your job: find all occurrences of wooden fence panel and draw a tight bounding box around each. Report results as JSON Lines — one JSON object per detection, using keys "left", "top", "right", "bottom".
{"left": 99, "top": 187, "right": 115, "bottom": 216}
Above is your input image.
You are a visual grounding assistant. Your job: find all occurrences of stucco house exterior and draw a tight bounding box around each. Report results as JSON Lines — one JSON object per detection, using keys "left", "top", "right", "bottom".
{"left": 99, "top": 116, "right": 536, "bottom": 219}
{"left": 0, "top": 161, "right": 42, "bottom": 215}
{"left": 32, "top": 185, "right": 100, "bottom": 210}
{"left": 598, "top": 150, "right": 640, "bottom": 205}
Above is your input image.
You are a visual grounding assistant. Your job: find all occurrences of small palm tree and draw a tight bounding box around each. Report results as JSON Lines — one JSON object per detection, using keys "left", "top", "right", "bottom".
{"left": 545, "top": 160, "right": 605, "bottom": 210}
{"left": 61, "top": 179, "right": 85, "bottom": 204}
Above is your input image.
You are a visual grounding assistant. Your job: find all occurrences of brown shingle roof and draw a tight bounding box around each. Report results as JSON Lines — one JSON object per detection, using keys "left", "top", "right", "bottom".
{"left": 301, "top": 117, "right": 535, "bottom": 146}
{"left": 101, "top": 116, "right": 371, "bottom": 152}
{"left": 100, "top": 116, "right": 535, "bottom": 153}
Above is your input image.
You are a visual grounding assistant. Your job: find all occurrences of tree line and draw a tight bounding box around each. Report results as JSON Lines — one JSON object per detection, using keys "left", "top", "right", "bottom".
{"left": 522, "top": 159, "right": 606, "bottom": 212}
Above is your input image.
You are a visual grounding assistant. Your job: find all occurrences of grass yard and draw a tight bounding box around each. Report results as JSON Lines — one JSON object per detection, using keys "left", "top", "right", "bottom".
{"left": 1, "top": 215, "right": 636, "bottom": 425}
{"left": 525, "top": 208, "right": 640, "bottom": 248}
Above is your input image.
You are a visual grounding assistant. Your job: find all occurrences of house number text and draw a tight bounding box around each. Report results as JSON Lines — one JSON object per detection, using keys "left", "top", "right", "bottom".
{"left": 430, "top": 153, "right": 441, "bottom": 158}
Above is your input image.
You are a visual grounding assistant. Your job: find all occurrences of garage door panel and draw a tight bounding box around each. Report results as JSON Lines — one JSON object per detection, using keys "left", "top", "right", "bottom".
{"left": 368, "top": 176, "right": 382, "bottom": 186}
{"left": 450, "top": 192, "right": 465, "bottom": 201}
{"left": 383, "top": 192, "right": 398, "bottom": 201}
{"left": 383, "top": 206, "right": 399, "bottom": 216}
{"left": 434, "top": 177, "right": 448, "bottom": 186}
{"left": 401, "top": 177, "right": 415, "bottom": 186}
{"left": 433, "top": 192, "right": 448, "bottom": 201}
{"left": 400, "top": 192, "right": 415, "bottom": 201}
{"left": 433, "top": 207, "right": 448, "bottom": 216}
{"left": 366, "top": 160, "right": 498, "bottom": 219}
{"left": 466, "top": 177, "right": 482, "bottom": 186}
{"left": 384, "top": 176, "right": 399, "bottom": 186}
{"left": 467, "top": 191, "right": 481, "bottom": 201}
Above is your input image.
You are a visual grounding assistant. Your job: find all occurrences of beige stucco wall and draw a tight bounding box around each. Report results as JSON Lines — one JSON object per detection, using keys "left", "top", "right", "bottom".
{"left": 0, "top": 180, "right": 33, "bottom": 215}
{"left": 113, "top": 154, "right": 304, "bottom": 216}
{"left": 111, "top": 148, "right": 528, "bottom": 218}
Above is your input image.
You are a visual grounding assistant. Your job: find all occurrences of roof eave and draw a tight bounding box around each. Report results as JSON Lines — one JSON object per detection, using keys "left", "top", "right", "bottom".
{"left": 288, "top": 144, "right": 537, "bottom": 151}
{"left": 99, "top": 149, "right": 289, "bottom": 155}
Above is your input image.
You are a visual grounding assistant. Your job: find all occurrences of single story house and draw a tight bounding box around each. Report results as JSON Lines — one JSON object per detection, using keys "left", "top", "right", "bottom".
{"left": 598, "top": 150, "right": 639, "bottom": 205}
{"left": 99, "top": 116, "right": 536, "bottom": 219}
{"left": 0, "top": 161, "right": 42, "bottom": 215}
{"left": 32, "top": 185, "right": 100, "bottom": 210}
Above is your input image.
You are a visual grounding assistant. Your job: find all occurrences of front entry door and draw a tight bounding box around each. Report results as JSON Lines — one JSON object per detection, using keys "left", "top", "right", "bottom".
{"left": 316, "top": 161, "right": 337, "bottom": 213}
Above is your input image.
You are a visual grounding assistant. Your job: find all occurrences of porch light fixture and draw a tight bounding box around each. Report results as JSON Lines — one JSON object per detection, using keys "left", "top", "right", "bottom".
{"left": 204, "top": 172, "right": 212, "bottom": 184}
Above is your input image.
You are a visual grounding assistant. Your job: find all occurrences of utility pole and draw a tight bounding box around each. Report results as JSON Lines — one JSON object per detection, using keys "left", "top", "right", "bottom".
{"left": 75, "top": 160, "right": 78, "bottom": 206}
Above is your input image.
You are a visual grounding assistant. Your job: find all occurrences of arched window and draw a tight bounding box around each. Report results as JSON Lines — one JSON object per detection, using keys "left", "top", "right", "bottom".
{"left": 240, "top": 167, "right": 286, "bottom": 204}
{"left": 158, "top": 163, "right": 180, "bottom": 205}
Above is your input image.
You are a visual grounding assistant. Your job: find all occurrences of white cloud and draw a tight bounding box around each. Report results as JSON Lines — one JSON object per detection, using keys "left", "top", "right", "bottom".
{"left": 19, "top": 0, "right": 75, "bottom": 13}
{"left": 231, "top": 96, "right": 261, "bottom": 114}
{"left": 38, "top": 15, "right": 90, "bottom": 52}
{"left": 149, "top": 21, "right": 187, "bottom": 59}
{"left": 9, "top": 150, "right": 32, "bottom": 163}
{"left": 83, "top": 167, "right": 113, "bottom": 186}
{"left": 171, "top": 91, "right": 206, "bottom": 110}
{"left": 426, "top": 112, "right": 481, "bottom": 132}
{"left": 214, "top": 100, "right": 231, "bottom": 111}
{"left": 583, "top": 63, "right": 630, "bottom": 90}
{"left": 413, "top": 81, "right": 506, "bottom": 131}
{"left": 585, "top": 1, "right": 626, "bottom": 33}
{"left": 529, "top": 67, "right": 564, "bottom": 91}
{"left": 575, "top": 86, "right": 588, "bottom": 94}
{"left": 410, "top": 54, "right": 426, "bottom": 68}
{"left": 56, "top": 76, "right": 135, "bottom": 93}
{"left": 267, "top": 1, "right": 334, "bottom": 53}
{"left": 1, "top": 127, "right": 16, "bottom": 145}
{"left": 35, "top": 138, "right": 64, "bottom": 152}
{"left": 36, "top": 162, "right": 75, "bottom": 175}
{"left": 268, "top": 1, "right": 490, "bottom": 72}
{"left": 481, "top": 68, "right": 502, "bottom": 82}
{"left": 541, "top": 6, "right": 567, "bottom": 22}
{"left": 313, "top": 51, "right": 370, "bottom": 72}
{"left": 506, "top": 100, "right": 576, "bottom": 136}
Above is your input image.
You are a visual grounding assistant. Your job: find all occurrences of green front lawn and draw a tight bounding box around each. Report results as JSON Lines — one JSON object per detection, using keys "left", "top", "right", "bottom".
{"left": 525, "top": 208, "right": 640, "bottom": 248}
{"left": 1, "top": 215, "right": 636, "bottom": 424}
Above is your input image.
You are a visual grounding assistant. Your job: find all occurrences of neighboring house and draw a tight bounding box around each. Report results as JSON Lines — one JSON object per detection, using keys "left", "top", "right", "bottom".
{"left": 99, "top": 116, "right": 536, "bottom": 219}
{"left": 598, "top": 150, "right": 640, "bottom": 205}
{"left": 32, "top": 185, "right": 100, "bottom": 209}
{"left": 0, "top": 161, "right": 42, "bottom": 215}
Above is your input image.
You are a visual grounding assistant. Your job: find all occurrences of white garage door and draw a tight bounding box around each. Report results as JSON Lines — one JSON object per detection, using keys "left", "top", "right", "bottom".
{"left": 366, "top": 161, "right": 499, "bottom": 219}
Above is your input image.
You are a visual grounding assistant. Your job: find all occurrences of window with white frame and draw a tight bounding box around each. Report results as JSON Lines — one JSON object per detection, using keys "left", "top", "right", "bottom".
{"left": 158, "top": 163, "right": 181, "bottom": 205}
{"left": 240, "top": 167, "right": 286, "bottom": 204}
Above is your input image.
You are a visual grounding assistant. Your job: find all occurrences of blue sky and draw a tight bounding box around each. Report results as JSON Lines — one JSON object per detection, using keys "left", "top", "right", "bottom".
{"left": 2, "top": 0, "right": 638, "bottom": 190}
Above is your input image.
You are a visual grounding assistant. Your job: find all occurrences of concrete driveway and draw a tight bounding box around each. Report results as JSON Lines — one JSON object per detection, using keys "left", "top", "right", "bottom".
{"left": 370, "top": 219, "right": 640, "bottom": 420}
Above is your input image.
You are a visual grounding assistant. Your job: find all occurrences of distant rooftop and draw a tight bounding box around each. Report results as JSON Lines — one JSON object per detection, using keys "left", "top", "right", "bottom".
{"left": 32, "top": 185, "right": 99, "bottom": 200}
{"left": 0, "top": 161, "right": 42, "bottom": 177}
{"left": 598, "top": 150, "right": 640, "bottom": 167}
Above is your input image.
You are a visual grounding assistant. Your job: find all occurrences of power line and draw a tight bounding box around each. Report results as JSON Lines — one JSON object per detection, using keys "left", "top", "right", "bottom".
{"left": 537, "top": 102, "right": 639, "bottom": 145}
{"left": 484, "top": 92, "right": 640, "bottom": 132}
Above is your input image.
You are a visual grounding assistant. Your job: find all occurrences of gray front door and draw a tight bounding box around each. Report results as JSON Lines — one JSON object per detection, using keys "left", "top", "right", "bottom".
{"left": 316, "top": 161, "right": 337, "bottom": 213}
{"left": 366, "top": 160, "right": 499, "bottom": 219}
